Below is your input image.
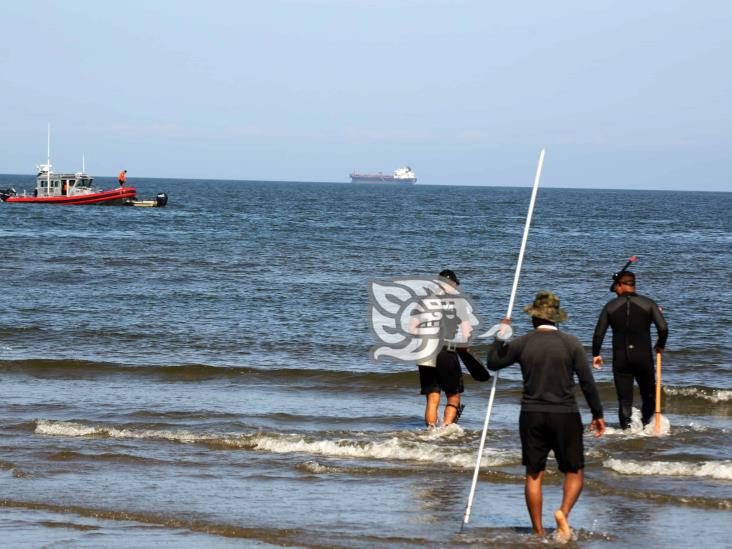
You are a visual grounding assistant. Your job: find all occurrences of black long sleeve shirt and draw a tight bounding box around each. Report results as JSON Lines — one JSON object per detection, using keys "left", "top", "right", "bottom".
{"left": 592, "top": 292, "right": 668, "bottom": 362}
{"left": 486, "top": 330, "right": 604, "bottom": 419}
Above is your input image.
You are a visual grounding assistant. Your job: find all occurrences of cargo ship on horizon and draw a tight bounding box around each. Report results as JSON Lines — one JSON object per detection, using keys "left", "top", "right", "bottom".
{"left": 349, "top": 166, "right": 417, "bottom": 185}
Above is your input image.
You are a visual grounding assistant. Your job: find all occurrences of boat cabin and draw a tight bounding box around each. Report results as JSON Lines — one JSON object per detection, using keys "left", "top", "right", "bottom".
{"left": 35, "top": 164, "right": 95, "bottom": 198}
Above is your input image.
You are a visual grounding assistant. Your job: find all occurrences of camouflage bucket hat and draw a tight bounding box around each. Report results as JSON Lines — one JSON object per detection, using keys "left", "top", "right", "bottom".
{"left": 522, "top": 291, "right": 568, "bottom": 323}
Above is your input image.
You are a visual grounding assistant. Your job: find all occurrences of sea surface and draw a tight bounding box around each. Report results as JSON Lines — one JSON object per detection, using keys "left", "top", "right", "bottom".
{"left": 1, "top": 173, "right": 730, "bottom": 548}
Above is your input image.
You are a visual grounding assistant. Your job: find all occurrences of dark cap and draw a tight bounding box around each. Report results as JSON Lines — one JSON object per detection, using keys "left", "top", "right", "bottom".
{"left": 438, "top": 269, "right": 459, "bottom": 285}
{"left": 610, "top": 256, "right": 638, "bottom": 291}
{"left": 610, "top": 270, "right": 635, "bottom": 292}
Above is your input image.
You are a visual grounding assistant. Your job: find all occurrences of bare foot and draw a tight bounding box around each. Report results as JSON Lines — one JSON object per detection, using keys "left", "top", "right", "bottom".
{"left": 553, "top": 510, "right": 571, "bottom": 543}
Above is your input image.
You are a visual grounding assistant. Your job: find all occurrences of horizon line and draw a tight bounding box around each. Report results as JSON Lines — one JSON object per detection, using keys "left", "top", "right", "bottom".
{"left": 0, "top": 172, "right": 727, "bottom": 194}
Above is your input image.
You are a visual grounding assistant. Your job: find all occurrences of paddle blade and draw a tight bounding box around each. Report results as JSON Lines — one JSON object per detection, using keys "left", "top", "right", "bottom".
{"left": 644, "top": 413, "right": 670, "bottom": 436}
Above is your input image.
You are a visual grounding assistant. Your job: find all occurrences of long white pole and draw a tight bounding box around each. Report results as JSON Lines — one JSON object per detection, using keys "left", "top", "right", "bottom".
{"left": 462, "top": 148, "right": 545, "bottom": 528}
{"left": 506, "top": 148, "right": 544, "bottom": 318}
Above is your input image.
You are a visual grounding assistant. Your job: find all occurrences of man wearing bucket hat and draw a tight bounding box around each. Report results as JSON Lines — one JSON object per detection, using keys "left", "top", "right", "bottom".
{"left": 592, "top": 269, "right": 668, "bottom": 429}
{"left": 485, "top": 291, "right": 605, "bottom": 540}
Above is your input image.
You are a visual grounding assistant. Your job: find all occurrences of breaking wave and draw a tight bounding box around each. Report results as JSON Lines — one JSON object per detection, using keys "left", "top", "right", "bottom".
{"left": 664, "top": 385, "right": 732, "bottom": 403}
{"left": 603, "top": 458, "right": 732, "bottom": 480}
{"left": 34, "top": 419, "right": 518, "bottom": 469}
{"left": 296, "top": 460, "right": 343, "bottom": 474}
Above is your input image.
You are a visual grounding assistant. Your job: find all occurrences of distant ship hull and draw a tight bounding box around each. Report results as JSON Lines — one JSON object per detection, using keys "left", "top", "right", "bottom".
{"left": 349, "top": 166, "right": 417, "bottom": 185}
{"left": 349, "top": 174, "right": 416, "bottom": 185}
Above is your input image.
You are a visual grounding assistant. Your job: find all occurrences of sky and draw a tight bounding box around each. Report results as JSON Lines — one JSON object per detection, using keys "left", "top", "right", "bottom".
{"left": 1, "top": 1, "right": 730, "bottom": 190}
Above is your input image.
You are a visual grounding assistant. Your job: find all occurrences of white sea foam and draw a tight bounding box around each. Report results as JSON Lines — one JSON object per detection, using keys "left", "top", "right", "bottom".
{"left": 641, "top": 414, "right": 671, "bottom": 436}
{"left": 34, "top": 419, "right": 518, "bottom": 469}
{"left": 35, "top": 420, "right": 205, "bottom": 444}
{"left": 603, "top": 458, "right": 732, "bottom": 480}
{"left": 601, "top": 408, "right": 671, "bottom": 437}
{"left": 420, "top": 422, "right": 465, "bottom": 440}
{"left": 665, "top": 386, "right": 732, "bottom": 403}
{"left": 550, "top": 527, "right": 576, "bottom": 545}
{"left": 585, "top": 447, "right": 606, "bottom": 460}
{"left": 228, "top": 432, "right": 515, "bottom": 468}
{"left": 683, "top": 422, "right": 730, "bottom": 434}
{"left": 297, "top": 460, "right": 342, "bottom": 474}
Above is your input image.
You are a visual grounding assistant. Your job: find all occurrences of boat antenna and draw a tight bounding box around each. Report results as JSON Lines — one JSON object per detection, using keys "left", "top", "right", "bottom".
{"left": 47, "top": 123, "right": 51, "bottom": 189}
{"left": 82, "top": 152, "right": 85, "bottom": 173}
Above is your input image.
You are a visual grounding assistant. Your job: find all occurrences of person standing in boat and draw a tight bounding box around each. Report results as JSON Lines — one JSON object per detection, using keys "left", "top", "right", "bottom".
{"left": 118, "top": 170, "right": 127, "bottom": 187}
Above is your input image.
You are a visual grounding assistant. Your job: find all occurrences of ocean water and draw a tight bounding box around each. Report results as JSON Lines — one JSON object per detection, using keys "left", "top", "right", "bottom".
{"left": 0, "top": 173, "right": 730, "bottom": 548}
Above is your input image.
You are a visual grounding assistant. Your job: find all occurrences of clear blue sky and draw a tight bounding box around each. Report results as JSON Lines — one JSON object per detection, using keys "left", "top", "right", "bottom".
{"left": 1, "top": 1, "right": 730, "bottom": 190}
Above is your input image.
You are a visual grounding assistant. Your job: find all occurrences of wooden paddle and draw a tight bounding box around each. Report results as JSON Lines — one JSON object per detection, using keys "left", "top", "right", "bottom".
{"left": 654, "top": 352, "right": 662, "bottom": 435}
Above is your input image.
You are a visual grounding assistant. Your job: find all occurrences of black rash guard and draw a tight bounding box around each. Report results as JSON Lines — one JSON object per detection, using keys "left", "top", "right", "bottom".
{"left": 592, "top": 292, "right": 668, "bottom": 371}
{"left": 486, "top": 330, "right": 604, "bottom": 420}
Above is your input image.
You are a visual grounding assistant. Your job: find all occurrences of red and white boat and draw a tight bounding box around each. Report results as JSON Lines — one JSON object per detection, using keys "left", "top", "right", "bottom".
{"left": 1, "top": 127, "right": 142, "bottom": 206}
{"left": 1, "top": 164, "right": 136, "bottom": 205}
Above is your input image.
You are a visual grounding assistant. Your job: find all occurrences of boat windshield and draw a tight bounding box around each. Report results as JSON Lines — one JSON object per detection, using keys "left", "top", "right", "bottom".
{"left": 76, "top": 179, "right": 93, "bottom": 188}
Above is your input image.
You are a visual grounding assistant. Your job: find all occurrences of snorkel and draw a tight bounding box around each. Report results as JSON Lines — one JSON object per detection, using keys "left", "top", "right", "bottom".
{"left": 610, "top": 255, "right": 637, "bottom": 291}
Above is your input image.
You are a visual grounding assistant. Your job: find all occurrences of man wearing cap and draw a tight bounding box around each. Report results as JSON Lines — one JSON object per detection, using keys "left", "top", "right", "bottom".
{"left": 485, "top": 291, "right": 605, "bottom": 540}
{"left": 118, "top": 170, "right": 127, "bottom": 187}
{"left": 592, "top": 270, "right": 668, "bottom": 429}
{"left": 412, "top": 269, "right": 490, "bottom": 428}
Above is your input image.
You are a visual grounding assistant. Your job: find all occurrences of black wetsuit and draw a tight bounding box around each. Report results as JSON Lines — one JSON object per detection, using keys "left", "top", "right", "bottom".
{"left": 592, "top": 292, "right": 668, "bottom": 428}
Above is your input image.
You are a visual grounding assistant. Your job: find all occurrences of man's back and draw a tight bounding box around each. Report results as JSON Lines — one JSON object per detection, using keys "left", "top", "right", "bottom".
{"left": 487, "top": 330, "right": 603, "bottom": 418}
{"left": 593, "top": 292, "right": 668, "bottom": 363}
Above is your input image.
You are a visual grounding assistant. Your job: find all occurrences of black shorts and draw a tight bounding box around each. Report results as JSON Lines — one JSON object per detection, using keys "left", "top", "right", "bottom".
{"left": 519, "top": 411, "right": 584, "bottom": 473}
{"left": 418, "top": 350, "right": 464, "bottom": 395}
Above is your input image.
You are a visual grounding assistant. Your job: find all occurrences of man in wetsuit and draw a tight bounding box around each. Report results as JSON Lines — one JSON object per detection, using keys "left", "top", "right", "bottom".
{"left": 592, "top": 271, "right": 668, "bottom": 429}
{"left": 485, "top": 291, "right": 605, "bottom": 539}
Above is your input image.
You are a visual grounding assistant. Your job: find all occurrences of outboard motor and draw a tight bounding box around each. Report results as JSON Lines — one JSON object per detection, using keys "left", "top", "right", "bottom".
{"left": 156, "top": 192, "right": 168, "bottom": 207}
{"left": 0, "top": 187, "right": 16, "bottom": 201}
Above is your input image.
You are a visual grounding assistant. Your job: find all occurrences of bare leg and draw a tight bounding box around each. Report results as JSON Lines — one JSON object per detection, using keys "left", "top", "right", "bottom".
{"left": 554, "top": 469, "right": 584, "bottom": 541}
{"left": 424, "top": 392, "right": 440, "bottom": 427}
{"left": 443, "top": 393, "right": 461, "bottom": 425}
{"left": 560, "top": 469, "right": 584, "bottom": 518}
{"left": 524, "top": 468, "right": 545, "bottom": 535}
